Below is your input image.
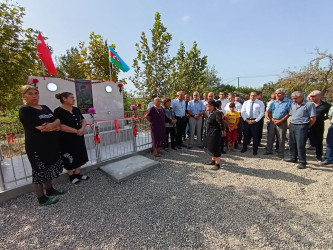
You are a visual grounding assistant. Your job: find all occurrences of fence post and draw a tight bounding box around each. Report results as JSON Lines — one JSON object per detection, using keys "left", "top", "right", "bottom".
{"left": 0, "top": 157, "right": 5, "bottom": 191}
{"left": 94, "top": 121, "right": 101, "bottom": 163}
{"left": 132, "top": 118, "right": 137, "bottom": 152}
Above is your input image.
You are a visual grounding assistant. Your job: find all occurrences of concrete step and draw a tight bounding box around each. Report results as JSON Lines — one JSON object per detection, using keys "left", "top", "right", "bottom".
{"left": 99, "top": 155, "right": 160, "bottom": 182}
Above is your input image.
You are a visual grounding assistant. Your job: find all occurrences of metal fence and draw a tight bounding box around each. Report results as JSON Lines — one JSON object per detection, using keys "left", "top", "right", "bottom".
{"left": 0, "top": 117, "right": 151, "bottom": 192}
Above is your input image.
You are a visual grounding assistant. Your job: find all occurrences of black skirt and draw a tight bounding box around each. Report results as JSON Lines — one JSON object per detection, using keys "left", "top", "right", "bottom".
{"left": 204, "top": 134, "right": 222, "bottom": 157}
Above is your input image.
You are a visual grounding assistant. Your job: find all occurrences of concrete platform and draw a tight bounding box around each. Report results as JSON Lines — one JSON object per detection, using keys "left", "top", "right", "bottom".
{"left": 99, "top": 155, "right": 160, "bottom": 182}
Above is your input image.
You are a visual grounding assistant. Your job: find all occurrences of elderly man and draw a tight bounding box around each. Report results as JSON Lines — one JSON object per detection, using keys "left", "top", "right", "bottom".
{"left": 286, "top": 91, "right": 316, "bottom": 169}
{"left": 171, "top": 91, "right": 186, "bottom": 149}
{"left": 187, "top": 91, "right": 205, "bottom": 149}
{"left": 240, "top": 91, "right": 265, "bottom": 155}
{"left": 308, "top": 90, "right": 332, "bottom": 161}
{"left": 264, "top": 88, "right": 292, "bottom": 158}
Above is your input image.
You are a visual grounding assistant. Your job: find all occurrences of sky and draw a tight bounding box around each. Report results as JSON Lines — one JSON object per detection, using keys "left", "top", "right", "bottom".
{"left": 13, "top": 0, "right": 333, "bottom": 91}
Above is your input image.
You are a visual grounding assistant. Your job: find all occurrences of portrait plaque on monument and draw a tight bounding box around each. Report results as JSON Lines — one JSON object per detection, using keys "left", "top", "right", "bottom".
{"left": 75, "top": 79, "right": 93, "bottom": 114}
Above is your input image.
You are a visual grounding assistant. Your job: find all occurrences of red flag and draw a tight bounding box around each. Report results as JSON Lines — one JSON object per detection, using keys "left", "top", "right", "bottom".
{"left": 37, "top": 32, "right": 57, "bottom": 75}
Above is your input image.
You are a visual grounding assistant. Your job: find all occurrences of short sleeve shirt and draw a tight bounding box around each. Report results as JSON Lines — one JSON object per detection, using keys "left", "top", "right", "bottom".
{"left": 268, "top": 98, "right": 292, "bottom": 120}
{"left": 187, "top": 100, "right": 205, "bottom": 115}
{"left": 289, "top": 100, "right": 316, "bottom": 124}
{"left": 225, "top": 111, "right": 240, "bottom": 129}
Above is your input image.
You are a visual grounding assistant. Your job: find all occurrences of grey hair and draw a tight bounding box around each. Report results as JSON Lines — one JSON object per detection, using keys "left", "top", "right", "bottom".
{"left": 276, "top": 88, "right": 285, "bottom": 94}
{"left": 291, "top": 91, "right": 304, "bottom": 97}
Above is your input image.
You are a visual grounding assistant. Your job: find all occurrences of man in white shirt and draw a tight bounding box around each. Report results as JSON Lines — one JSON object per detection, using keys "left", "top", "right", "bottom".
{"left": 240, "top": 91, "right": 265, "bottom": 155}
{"left": 171, "top": 91, "right": 186, "bottom": 149}
{"left": 218, "top": 91, "right": 229, "bottom": 111}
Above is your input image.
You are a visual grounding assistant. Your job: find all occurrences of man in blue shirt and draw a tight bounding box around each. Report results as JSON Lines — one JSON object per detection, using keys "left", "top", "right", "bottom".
{"left": 286, "top": 91, "right": 316, "bottom": 169}
{"left": 187, "top": 91, "right": 205, "bottom": 149}
{"left": 264, "top": 88, "right": 292, "bottom": 158}
{"left": 171, "top": 91, "right": 186, "bottom": 149}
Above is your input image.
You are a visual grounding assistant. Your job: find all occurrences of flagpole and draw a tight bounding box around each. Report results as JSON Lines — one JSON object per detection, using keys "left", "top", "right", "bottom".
{"left": 106, "top": 41, "right": 112, "bottom": 81}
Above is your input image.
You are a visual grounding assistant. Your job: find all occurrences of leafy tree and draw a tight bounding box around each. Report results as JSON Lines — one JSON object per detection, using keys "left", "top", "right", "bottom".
{"left": 171, "top": 41, "right": 208, "bottom": 96}
{"left": 0, "top": 2, "right": 41, "bottom": 110}
{"left": 56, "top": 47, "right": 86, "bottom": 78}
{"left": 131, "top": 12, "right": 173, "bottom": 98}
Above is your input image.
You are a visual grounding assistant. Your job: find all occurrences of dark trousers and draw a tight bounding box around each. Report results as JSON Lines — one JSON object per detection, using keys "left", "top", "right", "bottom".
{"left": 309, "top": 121, "right": 325, "bottom": 158}
{"left": 242, "top": 121, "right": 260, "bottom": 152}
{"left": 165, "top": 127, "right": 176, "bottom": 148}
{"left": 175, "top": 116, "right": 186, "bottom": 146}
{"left": 289, "top": 123, "right": 309, "bottom": 164}
{"left": 324, "top": 126, "right": 333, "bottom": 163}
{"left": 258, "top": 117, "right": 264, "bottom": 144}
{"left": 237, "top": 117, "right": 243, "bottom": 143}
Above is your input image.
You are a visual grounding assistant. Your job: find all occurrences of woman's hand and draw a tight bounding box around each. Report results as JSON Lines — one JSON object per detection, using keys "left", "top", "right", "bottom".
{"left": 77, "top": 128, "right": 85, "bottom": 136}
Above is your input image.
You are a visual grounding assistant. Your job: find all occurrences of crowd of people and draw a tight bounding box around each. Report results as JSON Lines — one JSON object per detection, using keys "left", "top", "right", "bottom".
{"left": 18, "top": 84, "right": 332, "bottom": 206}
{"left": 145, "top": 89, "right": 333, "bottom": 170}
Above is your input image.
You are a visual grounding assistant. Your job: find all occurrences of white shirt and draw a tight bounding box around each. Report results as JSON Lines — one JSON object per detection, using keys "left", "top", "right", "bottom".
{"left": 219, "top": 99, "right": 229, "bottom": 111}
{"left": 224, "top": 101, "right": 242, "bottom": 114}
{"left": 241, "top": 99, "right": 265, "bottom": 122}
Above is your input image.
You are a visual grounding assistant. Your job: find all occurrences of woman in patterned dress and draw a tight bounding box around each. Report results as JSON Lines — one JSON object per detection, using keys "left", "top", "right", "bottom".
{"left": 19, "top": 85, "right": 65, "bottom": 206}
{"left": 145, "top": 97, "right": 166, "bottom": 157}
{"left": 54, "top": 92, "right": 89, "bottom": 184}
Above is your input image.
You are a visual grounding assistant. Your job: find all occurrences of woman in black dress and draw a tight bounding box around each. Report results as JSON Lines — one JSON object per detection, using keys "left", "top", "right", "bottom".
{"left": 19, "top": 85, "right": 65, "bottom": 205}
{"left": 54, "top": 92, "right": 89, "bottom": 184}
{"left": 204, "top": 100, "right": 226, "bottom": 170}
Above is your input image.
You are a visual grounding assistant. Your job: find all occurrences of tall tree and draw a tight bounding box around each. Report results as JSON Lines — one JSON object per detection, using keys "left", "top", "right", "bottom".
{"left": 131, "top": 12, "right": 173, "bottom": 97}
{"left": 56, "top": 47, "right": 86, "bottom": 79}
{"left": 0, "top": 2, "right": 41, "bottom": 109}
{"left": 171, "top": 41, "right": 208, "bottom": 95}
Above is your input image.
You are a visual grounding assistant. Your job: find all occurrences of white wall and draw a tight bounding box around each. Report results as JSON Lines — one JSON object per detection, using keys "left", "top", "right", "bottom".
{"left": 31, "top": 76, "right": 124, "bottom": 122}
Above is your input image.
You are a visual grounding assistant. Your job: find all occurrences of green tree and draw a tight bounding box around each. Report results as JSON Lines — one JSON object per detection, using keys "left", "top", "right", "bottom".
{"left": 171, "top": 41, "right": 208, "bottom": 96}
{"left": 131, "top": 12, "right": 173, "bottom": 98}
{"left": 0, "top": 2, "right": 41, "bottom": 110}
{"left": 56, "top": 47, "right": 86, "bottom": 78}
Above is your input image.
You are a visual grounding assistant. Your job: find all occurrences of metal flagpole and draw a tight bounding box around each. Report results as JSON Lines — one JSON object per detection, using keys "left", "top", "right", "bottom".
{"left": 106, "top": 41, "right": 112, "bottom": 81}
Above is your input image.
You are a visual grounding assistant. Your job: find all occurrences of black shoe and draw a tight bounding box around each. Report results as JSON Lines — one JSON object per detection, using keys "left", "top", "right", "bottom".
{"left": 297, "top": 163, "right": 306, "bottom": 169}
{"left": 187, "top": 146, "right": 193, "bottom": 149}
{"left": 253, "top": 151, "right": 258, "bottom": 155}
{"left": 171, "top": 147, "right": 177, "bottom": 151}
{"left": 197, "top": 145, "right": 204, "bottom": 149}
{"left": 205, "top": 160, "right": 215, "bottom": 165}
{"left": 316, "top": 156, "right": 323, "bottom": 162}
{"left": 221, "top": 150, "right": 226, "bottom": 154}
{"left": 211, "top": 164, "right": 220, "bottom": 170}
{"left": 177, "top": 145, "right": 182, "bottom": 149}
{"left": 263, "top": 151, "right": 273, "bottom": 155}
{"left": 181, "top": 143, "right": 187, "bottom": 147}
{"left": 285, "top": 159, "right": 297, "bottom": 163}
{"left": 240, "top": 149, "right": 247, "bottom": 153}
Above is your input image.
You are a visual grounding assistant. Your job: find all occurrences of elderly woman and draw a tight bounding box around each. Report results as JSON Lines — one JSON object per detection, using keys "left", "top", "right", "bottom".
{"left": 204, "top": 100, "right": 226, "bottom": 170}
{"left": 19, "top": 85, "right": 65, "bottom": 205}
{"left": 145, "top": 97, "right": 166, "bottom": 157}
{"left": 54, "top": 92, "right": 89, "bottom": 184}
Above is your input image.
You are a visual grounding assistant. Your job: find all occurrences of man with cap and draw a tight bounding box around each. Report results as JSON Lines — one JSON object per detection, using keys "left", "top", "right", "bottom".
{"left": 308, "top": 90, "right": 331, "bottom": 161}
{"left": 286, "top": 91, "right": 316, "bottom": 169}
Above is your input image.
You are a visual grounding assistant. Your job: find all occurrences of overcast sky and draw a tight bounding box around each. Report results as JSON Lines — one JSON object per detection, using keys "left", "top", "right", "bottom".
{"left": 15, "top": 0, "right": 333, "bottom": 91}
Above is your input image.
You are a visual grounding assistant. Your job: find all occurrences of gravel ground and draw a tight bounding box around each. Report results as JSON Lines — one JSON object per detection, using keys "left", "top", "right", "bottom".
{"left": 1, "top": 140, "right": 333, "bottom": 249}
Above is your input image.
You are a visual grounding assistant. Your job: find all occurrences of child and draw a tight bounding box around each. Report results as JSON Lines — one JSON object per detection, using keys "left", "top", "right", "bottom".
{"left": 163, "top": 98, "right": 177, "bottom": 150}
{"left": 323, "top": 106, "right": 333, "bottom": 165}
{"left": 225, "top": 102, "right": 240, "bottom": 151}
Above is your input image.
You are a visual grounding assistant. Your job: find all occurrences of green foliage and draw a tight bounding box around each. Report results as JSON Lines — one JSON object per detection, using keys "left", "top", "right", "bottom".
{"left": 56, "top": 32, "right": 120, "bottom": 81}
{"left": 170, "top": 41, "right": 208, "bottom": 97}
{"left": 131, "top": 12, "right": 173, "bottom": 98}
{"left": 0, "top": 107, "right": 23, "bottom": 135}
{"left": 0, "top": 2, "right": 41, "bottom": 110}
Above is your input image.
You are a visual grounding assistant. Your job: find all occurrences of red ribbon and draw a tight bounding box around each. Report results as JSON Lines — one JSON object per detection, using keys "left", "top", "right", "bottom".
{"left": 7, "top": 133, "right": 15, "bottom": 143}
{"left": 114, "top": 120, "right": 119, "bottom": 133}
{"left": 94, "top": 135, "right": 101, "bottom": 144}
{"left": 133, "top": 127, "right": 138, "bottom": 136}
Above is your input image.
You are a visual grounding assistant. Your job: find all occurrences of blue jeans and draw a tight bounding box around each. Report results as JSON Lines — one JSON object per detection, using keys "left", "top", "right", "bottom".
{"left": 289, "top": 123, "right": 309, "bottom": 164}
{"left": 324, "top": 126, "right": 333, "bottom": 163}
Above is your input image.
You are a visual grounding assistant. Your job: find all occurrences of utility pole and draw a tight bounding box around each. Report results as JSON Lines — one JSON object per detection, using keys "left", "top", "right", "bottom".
{"left": 237, "top": 77, "right": 240, "bottom": 89}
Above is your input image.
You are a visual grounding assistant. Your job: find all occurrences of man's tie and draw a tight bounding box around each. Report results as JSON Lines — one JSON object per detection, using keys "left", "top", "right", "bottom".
{"left": 249, "top": 101, "right": 254, "bottom": 119}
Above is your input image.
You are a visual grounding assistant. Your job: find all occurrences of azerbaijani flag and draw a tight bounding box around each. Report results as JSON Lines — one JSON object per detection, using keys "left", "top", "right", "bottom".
{"left": 109, "top": 46, "right": 130, "bottom": 72}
